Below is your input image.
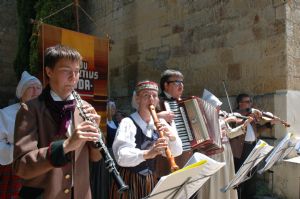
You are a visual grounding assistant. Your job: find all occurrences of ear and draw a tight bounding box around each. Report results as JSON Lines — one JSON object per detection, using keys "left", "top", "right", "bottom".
{"left": 45, "top": 67, "right": 52, "bottom": 78}
{"left": 164, "top": 82, "right": 169, "bottom": 91}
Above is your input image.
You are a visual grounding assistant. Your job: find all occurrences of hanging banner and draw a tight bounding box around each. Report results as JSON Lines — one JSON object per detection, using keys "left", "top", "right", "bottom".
{"left": 39, "top": 23, "right": 108, "bottom": 131}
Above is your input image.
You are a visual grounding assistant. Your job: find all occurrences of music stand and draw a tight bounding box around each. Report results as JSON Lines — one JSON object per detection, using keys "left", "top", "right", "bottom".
{"left": 145, "top": 152, "right": 225, "bottom": 199}
{"left": 258, "top": 133, "right": 296, "bottom": 174}
{"left": 222, "top": 140, "right": 273, "bottom": 192}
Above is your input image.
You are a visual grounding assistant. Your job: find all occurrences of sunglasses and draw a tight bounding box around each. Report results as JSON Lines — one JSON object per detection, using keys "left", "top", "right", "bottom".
{"left": 167, "top": 80, "right": 184, "bottom": 86}
{"left": 240, "top": 100, "right": 251, "bottom": 104}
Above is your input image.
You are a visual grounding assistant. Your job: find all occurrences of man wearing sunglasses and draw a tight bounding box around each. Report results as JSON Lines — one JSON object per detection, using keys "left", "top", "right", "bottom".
{"left": 230, "top": 93, "right": 276, "bottom": 199}
{"left": 157, "top": 69, "right": 184, "bottom": 123}
{"left": 155, "top": 69, "right": 187, "bottom": 177}
{"left": 160, "top": 69, "right": 184, "bottom": 101}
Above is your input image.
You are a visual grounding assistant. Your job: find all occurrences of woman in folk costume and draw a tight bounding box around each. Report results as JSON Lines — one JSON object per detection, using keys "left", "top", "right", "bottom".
{"left": 110, "top": 80, "right": 183, "bottom": 199}
{"left": 0, "top": 71, "right": 42, "bottom": 199}
{"left": 197, "top": 89, "right": 253, "bottom": 199}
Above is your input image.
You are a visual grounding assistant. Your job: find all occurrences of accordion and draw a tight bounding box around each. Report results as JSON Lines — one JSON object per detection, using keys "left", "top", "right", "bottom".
{"left": 164, "top": 96, "right": 223, "bottom": 155}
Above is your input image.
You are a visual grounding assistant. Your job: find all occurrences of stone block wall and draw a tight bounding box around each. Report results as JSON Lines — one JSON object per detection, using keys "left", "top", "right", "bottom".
{"left": 80, "top": 0, "right": 289, "bottom": 113}
{"left": 80, "top": 1, "right": 300, "bottom": 198}
{"left": 0, "top": 0, "right": 18, "bottom": 108}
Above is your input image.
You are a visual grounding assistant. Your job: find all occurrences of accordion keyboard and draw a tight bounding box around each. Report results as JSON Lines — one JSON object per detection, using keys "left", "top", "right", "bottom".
{"left": 167, "top": 101, "right": 193, "bottom": 151}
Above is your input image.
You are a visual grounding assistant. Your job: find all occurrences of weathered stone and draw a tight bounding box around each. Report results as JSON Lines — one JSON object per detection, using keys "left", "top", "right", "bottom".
{"left": 0, "top": 0, "right": 18, "bottom": 107}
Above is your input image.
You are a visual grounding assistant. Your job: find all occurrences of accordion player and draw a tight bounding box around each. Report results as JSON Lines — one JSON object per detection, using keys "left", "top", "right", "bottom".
{"left": 164, "top": 96, "right": 223, "bottom": 156}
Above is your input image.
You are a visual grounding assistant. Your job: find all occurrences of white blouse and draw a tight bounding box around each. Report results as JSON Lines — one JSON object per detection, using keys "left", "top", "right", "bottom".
{"left": 0, "top": 103, "right": 21, "bottom": 165}
{"left": 112, "top": 112, "right": 183, "bottom": 167}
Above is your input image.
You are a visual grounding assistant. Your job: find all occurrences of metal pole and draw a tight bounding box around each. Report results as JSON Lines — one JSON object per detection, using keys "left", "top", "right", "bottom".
{"left": 74, "top": 0, "right": 80, "bottom": 31}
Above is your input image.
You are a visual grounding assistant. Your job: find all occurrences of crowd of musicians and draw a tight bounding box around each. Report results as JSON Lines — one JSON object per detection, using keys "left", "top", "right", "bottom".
{"left": 0, "top": 44, "right": 283, "bottom": 199}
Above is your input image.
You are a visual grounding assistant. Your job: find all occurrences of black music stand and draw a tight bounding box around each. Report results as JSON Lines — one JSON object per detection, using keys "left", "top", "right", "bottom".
{"left": 144, "top": 152, "right": 225, "bottom": 199}
{"left": 221, "top": 140, "right": 273, "bottom": 193}
{"left": 258, "top": 133, "right": 295, "bottom": 174}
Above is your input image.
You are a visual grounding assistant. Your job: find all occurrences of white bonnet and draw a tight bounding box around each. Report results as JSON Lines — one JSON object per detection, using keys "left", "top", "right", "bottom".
{"left": 16, "top": 71, "right": 42, "bottom": 99}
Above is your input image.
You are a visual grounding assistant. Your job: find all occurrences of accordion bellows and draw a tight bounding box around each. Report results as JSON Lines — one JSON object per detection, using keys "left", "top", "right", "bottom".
{"left": 165, "top": 96, "right": 223, "bottom": 155}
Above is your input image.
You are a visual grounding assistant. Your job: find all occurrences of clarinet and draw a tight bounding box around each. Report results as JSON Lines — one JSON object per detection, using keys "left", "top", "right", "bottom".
{"left": 72, "top": 90, "right": 129, "bottom": 193}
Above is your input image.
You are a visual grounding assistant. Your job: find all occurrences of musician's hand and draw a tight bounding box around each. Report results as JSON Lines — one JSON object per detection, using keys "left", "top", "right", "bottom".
{"left": 82, "top": 104, "right": 101, "bottom": 125}
{"left": 157, "top": 111, "right": 175, "bottom": 123}
{"left": 156, "top": 122, "right": 177, "bottom": 141}
{"left": 144, "top": 138, "right": 168, "bottom": 159}
{"left": 224, "top": 115, "right": 239, "bottom": 123}
{"left": 250, "top": 108, "right": 262, "bottom": 121}
{"left": 241, "top": 116, "right": 254, "bottom": 132}
{"left": 63, "top": 121, "right": 100, "bottom": 154}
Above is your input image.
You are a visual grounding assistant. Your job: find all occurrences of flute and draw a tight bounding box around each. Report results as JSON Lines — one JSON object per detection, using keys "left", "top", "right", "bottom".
{"left": 149, "top": 104, "right": 179, "bottom": 172}
{"left": 72, "top": 90, "right": 129, "bottom": 193}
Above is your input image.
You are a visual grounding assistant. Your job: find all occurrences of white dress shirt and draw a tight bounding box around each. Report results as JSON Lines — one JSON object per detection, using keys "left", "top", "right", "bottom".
{"left": 0, "top": 103, "right": 21, "bottom": 165}
{"left": 113, "top": 112, "right": 182, "bottom": 167}
{"left": 244, "top": 124, "right": 256, "bottom": 142}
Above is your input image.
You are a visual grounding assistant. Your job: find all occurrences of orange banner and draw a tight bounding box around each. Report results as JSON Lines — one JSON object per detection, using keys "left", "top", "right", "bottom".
{"left": 39, "top": 23, "right": 108, "bottom": 131}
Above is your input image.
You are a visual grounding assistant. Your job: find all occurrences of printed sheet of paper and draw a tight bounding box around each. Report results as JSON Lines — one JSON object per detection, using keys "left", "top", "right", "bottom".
{"left": 258, "top": 133, "right": 295, "bottom": 174}
{"left": 147, "top": 153, "right": 225, "bottom": 199}
{"left": 222, "top": 140, "right": 273, "bottom": 192}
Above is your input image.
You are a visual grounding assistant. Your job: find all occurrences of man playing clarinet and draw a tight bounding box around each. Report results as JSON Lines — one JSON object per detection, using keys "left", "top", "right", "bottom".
{"left": 13, "top": 44, "right": 102, "bottom": 199}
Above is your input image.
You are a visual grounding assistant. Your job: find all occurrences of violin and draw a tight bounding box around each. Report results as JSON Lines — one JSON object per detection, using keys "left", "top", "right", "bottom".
{"left": 238, "top": 108, "right": 290, "bottom": 128}
{"left": 219, "top": 111, "right": 249, "bottom": 125}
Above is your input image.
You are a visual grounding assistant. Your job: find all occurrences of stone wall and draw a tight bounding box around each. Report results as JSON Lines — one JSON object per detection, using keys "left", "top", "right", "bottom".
{"left": 287, "top": 1, "right": 300, "bottom": 89}
{"left": 0, "top": 0, "right": 18, "bottom": 108}
{"left": 80, "top": 0, "right": 289, "bottom": 112}
{"left": 80, "top": 1, "right": 300, "bottom": 198}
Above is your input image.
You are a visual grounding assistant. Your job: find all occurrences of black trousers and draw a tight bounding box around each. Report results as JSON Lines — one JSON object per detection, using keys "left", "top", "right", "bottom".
{"left": 234, "top": 142, "right": 257, "bottom": 199}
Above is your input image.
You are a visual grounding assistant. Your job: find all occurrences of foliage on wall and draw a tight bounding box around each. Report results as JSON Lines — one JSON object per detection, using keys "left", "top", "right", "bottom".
{"left": 14, "top": 0, "right": 75, "bottom": 78}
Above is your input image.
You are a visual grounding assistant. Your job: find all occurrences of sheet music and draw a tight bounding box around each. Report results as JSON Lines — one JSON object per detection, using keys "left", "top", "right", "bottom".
{"left": 258, "top": 133, "right": 295, "bottom": 174}
{"left": 222, "top": 140, "right": 273, "bottom": 192}
{"left": 147, "top": 152, "right": 225, "bottom": 199}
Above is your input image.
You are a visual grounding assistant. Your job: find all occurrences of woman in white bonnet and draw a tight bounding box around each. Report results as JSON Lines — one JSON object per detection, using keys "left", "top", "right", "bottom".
{"left": 0, "top": 71, "right": 42, "bottom": 199}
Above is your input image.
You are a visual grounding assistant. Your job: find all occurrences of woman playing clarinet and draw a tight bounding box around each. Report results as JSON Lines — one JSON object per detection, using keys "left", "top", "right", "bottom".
{"left": 111, "top": 80, "right": 182, "bottom": 199}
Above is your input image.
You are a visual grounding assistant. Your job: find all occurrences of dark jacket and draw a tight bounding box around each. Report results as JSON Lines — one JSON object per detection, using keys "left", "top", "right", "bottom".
{"left": 13, "top": 96, "right": 101, "bottom": 199}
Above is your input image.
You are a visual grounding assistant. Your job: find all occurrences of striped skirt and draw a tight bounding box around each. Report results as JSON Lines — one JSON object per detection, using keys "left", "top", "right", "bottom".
{"left": 0, "top": 164, "right": 22, "bottom": 199}
{"left": 110, "top": 168, "right": 157, "bottom": 199}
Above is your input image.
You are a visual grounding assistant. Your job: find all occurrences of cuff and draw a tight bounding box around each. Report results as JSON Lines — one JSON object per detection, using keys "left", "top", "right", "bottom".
{"left": 47, "top": 140, "right": 71, "bottom": 167}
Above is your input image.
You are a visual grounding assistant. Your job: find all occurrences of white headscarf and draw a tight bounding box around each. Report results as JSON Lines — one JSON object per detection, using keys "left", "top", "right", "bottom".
{"left": 16, "top": 71, "right": 42, "bottom": 99}
{"left": 202, "top": 89, "right": 223, "bottom": 107}
{"left": 131, "top": 91, "right": 138, "bottom": 110}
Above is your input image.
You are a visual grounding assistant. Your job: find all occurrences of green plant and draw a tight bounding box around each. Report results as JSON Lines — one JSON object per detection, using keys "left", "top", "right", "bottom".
{"left": 29, "top": 0, "right": 75, "bottom": 74}
{"left": 14, "top": 0, "right": 75, "bottom": 77}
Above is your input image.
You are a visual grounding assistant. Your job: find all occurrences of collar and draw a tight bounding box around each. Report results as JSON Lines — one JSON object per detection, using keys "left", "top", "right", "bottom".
{"left": 163, "top": 91, "right": 173, "bottom": 99}
{"left": 107, "top": 120, "right": 117, "bottom": 129}
{"left": 50, "top": 90, "right": 74, "bottom": 101}
{"left": 131, "top": 112, "right": 155, "bottom": 137}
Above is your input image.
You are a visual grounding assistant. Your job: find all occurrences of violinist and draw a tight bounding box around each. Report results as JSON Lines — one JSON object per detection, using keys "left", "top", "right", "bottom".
{"left": 229, "top": 93, "right": 281, "bottom": 199}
